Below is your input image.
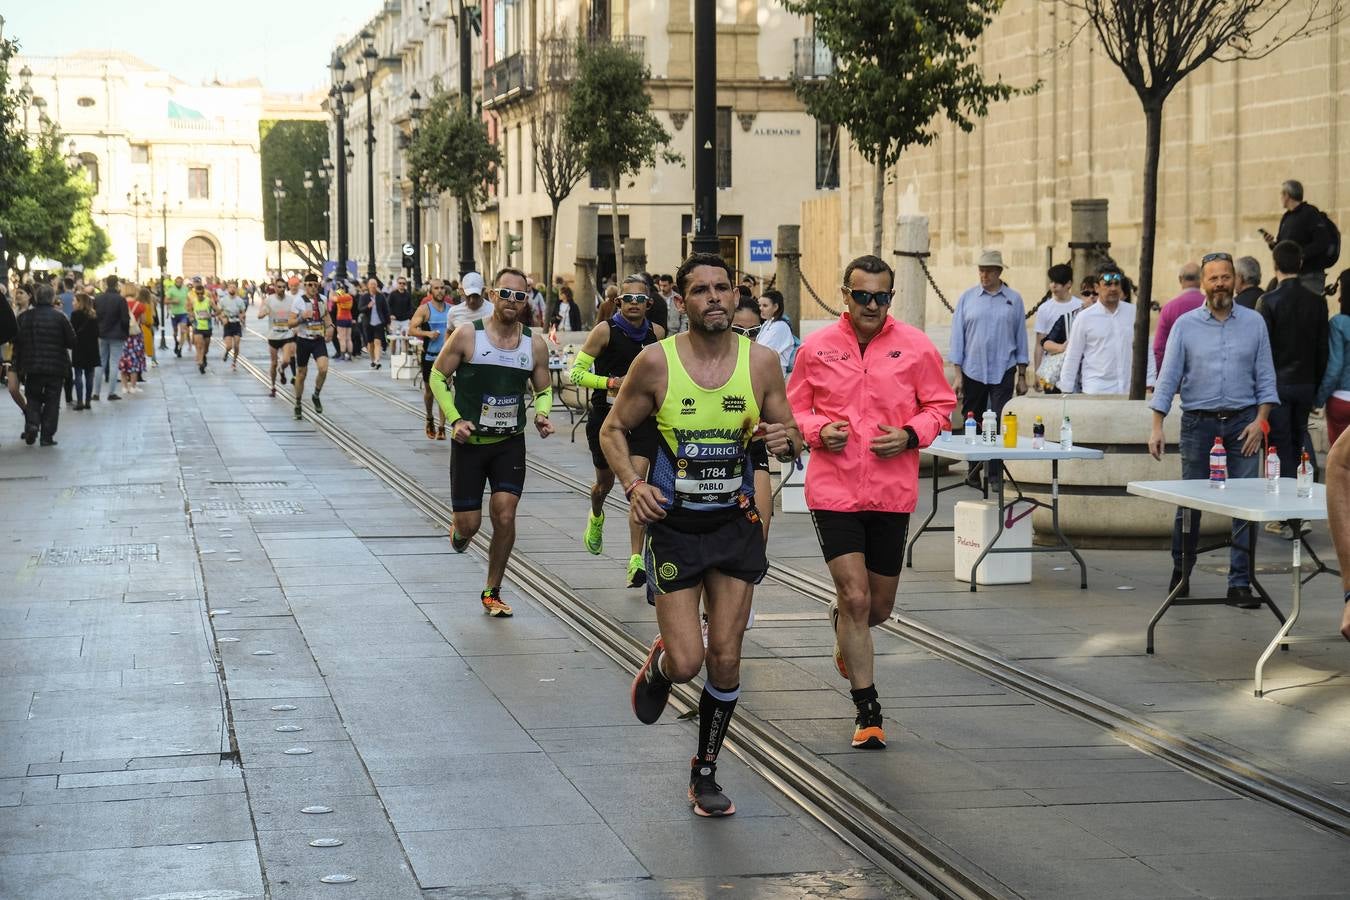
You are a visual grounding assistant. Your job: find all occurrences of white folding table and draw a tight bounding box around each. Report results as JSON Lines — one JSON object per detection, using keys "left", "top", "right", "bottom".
{"left": 908, "top": 438, "right": 1104, "bottom": 591}
{"left": 1126, "top": 478, "right": 1339, "bottom": 695}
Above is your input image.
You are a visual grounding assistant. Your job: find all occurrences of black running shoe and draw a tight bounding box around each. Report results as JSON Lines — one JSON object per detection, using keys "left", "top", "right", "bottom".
{"left": 312, "top": 393, "right": 323, "bottom": 414}
{"left": 198, "top": 362, "right": 206, "bottom": 374}
{"left": 630, "top": 636, "right": 671, "bottom": 724}
{"left": 280, "top": 370, "right": 287, "bottom": 385}
{"left": 293, "top": 402, "right": 302, "bottom": 420}
{"left": 688, "top": 758, "right": 735, "bottom": 817}
{"left": 451, "top": 530, "right": 470, "bottom": 553}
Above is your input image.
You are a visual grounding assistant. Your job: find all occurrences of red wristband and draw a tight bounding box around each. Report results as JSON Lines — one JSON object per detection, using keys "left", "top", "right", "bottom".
{"left": 624, "top": 478, "right": 646, "bottom": 499}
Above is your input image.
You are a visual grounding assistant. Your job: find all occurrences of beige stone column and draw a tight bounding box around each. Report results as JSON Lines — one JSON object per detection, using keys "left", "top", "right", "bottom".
{"left": 893, "top": 215, "right": 929, "bottom": 330}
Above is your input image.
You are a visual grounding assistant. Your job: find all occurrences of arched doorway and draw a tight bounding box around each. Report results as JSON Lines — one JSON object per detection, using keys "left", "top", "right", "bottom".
{"left": 182, "top": 235, "right": 218, "bottom": 278}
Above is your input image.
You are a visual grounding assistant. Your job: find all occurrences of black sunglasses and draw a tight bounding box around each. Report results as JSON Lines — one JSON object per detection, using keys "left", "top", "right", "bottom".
{"left": 1081, "top": 290, "right": 1098, "bottom": 298}
{"left": 731, "top": 324, "right": 762, "bottom": 337}
{"left": 1201, "top": 252, "right": 1233, "bottom": 265}
{"left": 845, "top": 287, "right": 893, "bottom": 307}
{"left": 495, "top": 288, "right": 530, "bottom": 303}
{"left": 620, "top": 293, "right": 649, "bottom": 304}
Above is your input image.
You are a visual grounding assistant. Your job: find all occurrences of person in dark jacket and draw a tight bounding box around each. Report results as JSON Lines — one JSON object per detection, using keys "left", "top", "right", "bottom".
{"left": 69, "top": 292, "right": 101, "bottom": 410}
{"left": 356, "top": 277, "right": 391, "bottom": 369}
{"left": 1264, "top": 180, "right": 1334, "bottom": 294}
{"left": 387, "top": 276, "right": 414, "bottom": 334}
{"left": 1258, "top": 240, "right": 1330, "bottom": 483}
{"left": 13, "top": 284, "right": 76, "bottom": 445}
{"left": 92, "top": 274, "right": 129, "bottom": 401}
{"left": 551, "top": 285, "right": 582, "bottom": 331}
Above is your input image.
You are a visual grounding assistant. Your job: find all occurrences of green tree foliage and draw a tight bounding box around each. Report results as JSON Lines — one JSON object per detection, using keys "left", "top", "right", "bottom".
{"left": 3, "top": 124, "right": 87, "bottom": 268}
{"left": 783, "top": 0, "right": 1031, "bottom": 256}
{"left": 533, "top": 91, "right": 588, "bottom": 307}
{"left": 564, "top": 40, "right": 679, "bottom": 280}
{"left": 260, "top": 119, "right": 331, "bottom": 269}
{"left": 407, "top": 89, "right": 501, "bottom": 214}
{"left": 0, "top": 31, "right": 29, "bottom": 266}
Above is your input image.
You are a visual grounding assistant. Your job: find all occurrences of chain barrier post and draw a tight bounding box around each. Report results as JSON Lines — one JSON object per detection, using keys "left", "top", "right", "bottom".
{"left": 893, "top": 215, "right": 929, "bottom": 329}
{"left": 776, "top": 225, "right": 801, "bottom": 334}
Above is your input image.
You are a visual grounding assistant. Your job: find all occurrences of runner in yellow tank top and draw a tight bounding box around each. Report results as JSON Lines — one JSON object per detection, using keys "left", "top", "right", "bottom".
{"left": 599, "top": 252, "right": 802, "bottom": 818}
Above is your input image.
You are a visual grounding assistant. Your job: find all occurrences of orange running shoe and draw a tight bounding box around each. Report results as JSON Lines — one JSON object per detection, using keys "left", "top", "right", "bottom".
{"left": 481, "top": 588, "right": 513, "bottom": 617}
{"left": 425, "top": 420, "right": 437, "bottom": 440}
{"left": 851, "top": 700, "right": 886, "bottom": 749}
{"left": 631, "top": 636, "right": 671, "bottom": 724}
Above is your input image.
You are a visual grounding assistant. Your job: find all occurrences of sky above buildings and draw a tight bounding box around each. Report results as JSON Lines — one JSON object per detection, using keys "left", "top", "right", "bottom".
{"left": 7, "top": 0, "right": 379, "bottom": 93}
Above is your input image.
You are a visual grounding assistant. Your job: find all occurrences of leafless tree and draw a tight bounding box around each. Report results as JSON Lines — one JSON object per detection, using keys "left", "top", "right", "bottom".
{"left": 1063, "top": 0, "right": 1342, "bottom": 399}
{"left": 533, "top": 92, "right": 588, "bottom": 307}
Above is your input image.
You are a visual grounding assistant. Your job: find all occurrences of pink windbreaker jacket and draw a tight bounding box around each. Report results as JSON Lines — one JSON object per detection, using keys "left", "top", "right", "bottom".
{"left": 787, "top": 313, "right": 956, "bottom": 513}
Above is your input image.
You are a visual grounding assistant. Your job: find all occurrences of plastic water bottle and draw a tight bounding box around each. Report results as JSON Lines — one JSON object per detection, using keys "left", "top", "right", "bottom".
{"left": 1209, "top": 437, "right": 1227, "bottom": 489}
{"left": 1297, "top": 451, "right": 1313, "bottom": 498}
{"left": 964, "top": 411, "right": 977, "bottom": 445}
{"left": 981, "top": 409, "right": 997, "bottom": 445}
{"left": 1060, "top": 416, "right": 1073, "bottom": 449}
{"left": 1265, "top": 446, "right": 1280, "bottom": 494}
{"left": 1032, "top": 415, "right": 1045, "bottom": 450}
{"left": 1002, "top": 411, "right": 1018, "bottom": 448}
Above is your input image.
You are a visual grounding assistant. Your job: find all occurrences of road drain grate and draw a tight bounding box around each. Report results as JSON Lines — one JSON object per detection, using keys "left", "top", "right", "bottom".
{"left": 67, "top": 483, "right": 164, "bottom": 497}
{"left": 202, "top": 500, "right": 304, "bottom": 516}
{"left": 209, "top": 481, "right": 290, "bottom": 488}
{"left": 38, "top": 543, "right": 160, "bottom": 565}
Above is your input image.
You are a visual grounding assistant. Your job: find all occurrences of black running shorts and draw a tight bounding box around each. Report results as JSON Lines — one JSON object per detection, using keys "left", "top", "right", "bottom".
{"left": 223, "top": 322, "right": 242, "bottom": 338}
{"left": 420, "top": 358, "right": 436, "bottom": 386}
{"left": 809, "top": 509, "right": 910, "bottom": 578}
{"left": 295, "top": 337, "right": 328, "bottom": 368}
{"left": 268, "top": 337, "right": 294, "bottom": 350}
{"left": 585, "top": 406, "right": 658, "bottom": 471}
{"left": 366, "top": 322, "right": 388, "bottom": 346}
{"left": 644, "top": 511, "right": 767, "bottom": 596}
{"left": 450, "top": 433, "right": 527, "bottom": 511}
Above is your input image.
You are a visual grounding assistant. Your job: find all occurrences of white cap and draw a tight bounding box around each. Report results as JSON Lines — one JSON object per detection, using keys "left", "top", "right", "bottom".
{"left": 461, "top": 271, "right": 485, "bottom": 296}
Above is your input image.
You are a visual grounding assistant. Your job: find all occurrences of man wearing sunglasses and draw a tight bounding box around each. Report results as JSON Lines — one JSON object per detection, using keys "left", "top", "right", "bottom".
{"left": 1057, "top": 263, "right": 1153, "bottom": 395}
{"left": 428, "top": 267, "right": 555, "bottom": 618}
{"left": 788, "top": 254, "right": 955, "bottom": 750}
{"left": 949, "top": 250, "right": 1029, "bottom": 463}
{"left": 447, "top": 271, "right": 494, "bottom": 331}
{"left": 571, "top": 274, "right": 666, "bottom": 586}
{"left": 602, "top": 252, "right": 800, "bottom": 818}
{"left": 1149, "top": 251, "right": 1279, "bottom": 608}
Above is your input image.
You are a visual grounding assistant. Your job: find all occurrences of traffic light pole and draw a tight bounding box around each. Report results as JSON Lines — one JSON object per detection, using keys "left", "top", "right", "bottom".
{"left": 457, "top": 0, "right": 476, "bottom": 277}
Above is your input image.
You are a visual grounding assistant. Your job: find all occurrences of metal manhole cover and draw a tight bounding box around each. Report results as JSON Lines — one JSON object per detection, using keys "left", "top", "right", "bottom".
{"left": 38, "top": 543, "right": 159, "bottom": 565}
{"left": 67, "top": 483, "right": 164, "bottom": 497}
{"left": 210, "top": 481, "right": 290, "bottom": 488}
{"left": 202, "top": 500, "right": 304, "bottom": 516}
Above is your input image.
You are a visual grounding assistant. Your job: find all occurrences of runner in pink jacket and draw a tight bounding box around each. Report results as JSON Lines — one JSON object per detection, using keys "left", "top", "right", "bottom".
{"left": 787, "top": 309, "right": 955, "bottom": 513}
{"left": 785, "top": 254, "right": 956, "bottom": 751}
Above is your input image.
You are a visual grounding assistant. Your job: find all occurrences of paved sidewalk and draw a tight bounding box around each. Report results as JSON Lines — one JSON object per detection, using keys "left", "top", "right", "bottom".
{"left": 0, "top": 349, "right": 899, "bottom": 899}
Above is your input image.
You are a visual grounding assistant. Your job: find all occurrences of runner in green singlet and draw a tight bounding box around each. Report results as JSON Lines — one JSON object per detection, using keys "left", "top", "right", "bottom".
{"left": 600, "top": 252, "right": 802, "bottom": 818}
{"left": 189, "top": 279, "right": 220, "bottom": 374}
{"left": 166, "top": 276, "right": 190, "bottom": 356}
{"left": 427, "top": 267, "right": 555, "bottom": 617}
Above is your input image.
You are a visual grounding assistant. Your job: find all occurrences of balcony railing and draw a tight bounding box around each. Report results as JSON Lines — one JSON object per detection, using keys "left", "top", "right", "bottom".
{"left": 539, "top": 35, "right": 646, "bottom": 84}
{"left": 482, "top": 52, "right": 537, "bottom": 109}
{"left": 792, "top": 36, "right": 834, "bottom": 80}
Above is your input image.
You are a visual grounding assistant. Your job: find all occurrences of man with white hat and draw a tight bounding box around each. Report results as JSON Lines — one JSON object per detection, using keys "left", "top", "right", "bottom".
{"left": 448, "top": 271, "right": 494, "bottom": 331}
{"left": 949, "top": 249, "right": 1029, "bottom": 446}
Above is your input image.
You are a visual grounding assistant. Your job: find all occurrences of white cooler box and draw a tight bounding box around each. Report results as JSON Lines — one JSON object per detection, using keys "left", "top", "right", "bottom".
{"left": 954, "top": 499, "right": 1032, "bottom": 585}
{"left": 778, "top": 452, "right": 810, "bottom": 514}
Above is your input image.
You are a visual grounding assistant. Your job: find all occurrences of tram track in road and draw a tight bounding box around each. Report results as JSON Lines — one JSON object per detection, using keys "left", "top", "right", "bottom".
{"left": 233, "top": 348, "right": 1006, "bottom": 900}
{"left": 290, "top": 351, "right": 1350, "bottom": 842}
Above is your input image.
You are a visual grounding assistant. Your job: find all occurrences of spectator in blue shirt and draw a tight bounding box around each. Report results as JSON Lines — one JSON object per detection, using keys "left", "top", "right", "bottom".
{"left": 949, "top": 249, "right": 1029, "bottom": 424}
{"left": 1148, "top": 252, "right": 1279, "bottom": 608}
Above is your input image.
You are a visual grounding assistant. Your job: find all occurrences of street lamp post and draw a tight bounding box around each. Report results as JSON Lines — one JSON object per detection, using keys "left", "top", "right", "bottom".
{"left": 358, "top": 30, "right": 379, "bottom": 282}
{"left": 272, "top": 178, "right": 286, "bottom": 278}
{"left": 456, "top": 0, "right": 479, "bottom": 276}
{"left": 691, "top": 0, "right": 719, "bottom": 255}
{"left": 127, "top": 186, "right": 150, "bottom": 283}
{"left": 157, "top": 193, "right": 176, "bottom": 349}
{"left": 329, "top": 56, "right": 355, "bottom": 283}
{"left": 403, "top": 88, "right": 424, "bottom": 291}
{"left": 303, "top": 169, "right": 315, "bottom": 256}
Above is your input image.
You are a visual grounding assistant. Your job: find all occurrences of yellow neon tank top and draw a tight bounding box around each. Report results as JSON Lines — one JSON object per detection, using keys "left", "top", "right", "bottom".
{"left": 650, "top": 334, "right": 759, "bottom": 529}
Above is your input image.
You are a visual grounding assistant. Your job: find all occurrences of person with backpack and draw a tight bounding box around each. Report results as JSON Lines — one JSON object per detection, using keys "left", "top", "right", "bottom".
{"left": 1262, "top": 179, "right": 1340, "bottom": 295}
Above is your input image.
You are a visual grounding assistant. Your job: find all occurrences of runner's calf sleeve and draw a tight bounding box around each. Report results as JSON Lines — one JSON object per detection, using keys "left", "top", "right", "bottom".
{"left": 570, "top": 352, "right": 610, "bottom": 390}
{"left": 698, "top": 682, "right": 740, "bottom": 764}
{"left": 429, "top": 368, "right": 456, "bottom": 419}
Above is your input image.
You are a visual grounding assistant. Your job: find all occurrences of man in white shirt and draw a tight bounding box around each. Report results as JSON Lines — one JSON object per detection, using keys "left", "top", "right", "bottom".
{"left": 447, "top": 270, "right": 494, "bottom": 331}
{"left": 1033, "top": 264, "right": 1081, "bottom": 390}
{"left": 1057, "top": 263, "right": 1154, "bottom": 394}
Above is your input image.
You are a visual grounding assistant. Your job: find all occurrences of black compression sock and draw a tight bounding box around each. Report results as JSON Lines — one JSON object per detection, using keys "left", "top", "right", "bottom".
{"left": 697, "top": 682, "right": 740, "bottom": 764}
{"left": 850, "top": 684, "right": 879, "bottom": 707}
